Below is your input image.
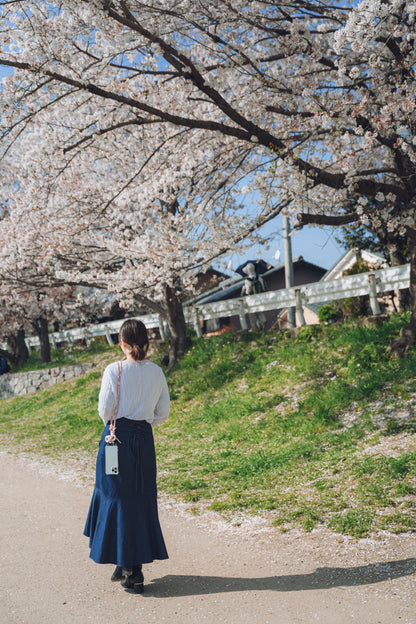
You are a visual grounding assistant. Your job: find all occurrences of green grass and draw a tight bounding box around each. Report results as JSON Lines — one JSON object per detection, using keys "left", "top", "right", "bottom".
{"left": 0, "top": 370, "right": 104, "bottom": 454}
{"left": 1, "top": 312, "right": 416, "bottom": 538}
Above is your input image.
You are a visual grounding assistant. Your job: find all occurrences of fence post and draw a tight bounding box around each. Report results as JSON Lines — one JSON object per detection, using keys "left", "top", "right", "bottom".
{"left": 192, "top": 307, "right": 203, "bottom": 338}
{"left": 238, "top": 299, "right": 248, "bottom": 331}
{"left": 248, "top": 313, "right": 257, "bottom": 330}
{"left": 51, "top": 334, "right": 58, "bottom": 350}
{"left": 295, "top": 289, "right": 306, "bottom": 327}
{"left": 82, "top": 329, "right": 91, "bottom": 347}
{"left": 104, "top": 326, "right": 115, "bottom": 346}
{"left": 158, "top": 315, "right": 168, "bottom": 341}
{"left": 368, "top": 274, "right": 381, "bottom": 315}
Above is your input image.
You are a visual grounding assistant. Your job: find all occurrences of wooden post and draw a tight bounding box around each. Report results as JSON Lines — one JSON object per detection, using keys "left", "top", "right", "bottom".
{"left": 192, "top": 307, "right": 203, "bottom": 338}
{"left": 295, "top": 289, "right": 306, "bottom": 326}
{"left": 368, "top": 274, "right": 381, "bottom": 315}
{"left": 238, "top": 299, "right": 248, "bottom": 331}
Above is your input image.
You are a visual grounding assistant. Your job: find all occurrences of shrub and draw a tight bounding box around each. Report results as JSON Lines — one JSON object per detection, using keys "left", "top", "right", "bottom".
{"left": 318, "top": 303, "right": 342, "bottom": 324}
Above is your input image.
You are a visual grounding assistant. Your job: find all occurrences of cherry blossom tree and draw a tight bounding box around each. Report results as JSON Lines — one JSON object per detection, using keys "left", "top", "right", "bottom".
{"left": 0, "top": 111, "right": 269, "bottom": 366}
{"left": 0, "top": 208, "right": 116, "bottom": 364}
{"left": 0, "top": 282, "right": 64, "bottom": 365}
{"left": 0, "top": 1, "right": 415, "bottom": 353}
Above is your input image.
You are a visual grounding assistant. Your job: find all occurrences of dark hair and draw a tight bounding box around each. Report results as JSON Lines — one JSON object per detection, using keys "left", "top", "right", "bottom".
{"left": 119, "top": 319, "right": 149, "bottom": 361}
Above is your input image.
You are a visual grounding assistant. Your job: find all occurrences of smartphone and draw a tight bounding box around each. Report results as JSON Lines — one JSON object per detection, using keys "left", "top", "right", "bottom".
{"left": 105, "top": 444, "right": 119, "bottom": 475}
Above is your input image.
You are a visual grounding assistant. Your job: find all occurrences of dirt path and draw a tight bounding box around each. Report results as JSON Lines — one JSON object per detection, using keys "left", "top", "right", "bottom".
{"left": 1, "top": 453, "right": 415, "bottom": 624}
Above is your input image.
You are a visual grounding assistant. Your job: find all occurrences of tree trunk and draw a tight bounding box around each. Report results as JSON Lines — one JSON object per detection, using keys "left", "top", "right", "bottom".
{"left": 408, "top": 229, "right": 416, "bottom": 335}
{"left": 32, "top": 317, "right": 51, "bottom": 364}
{"left": 388, "top": 238, "right": 410, "bottom": 311}
{"left": 0, "top": 347, "right": 16, "bottom": 365}
{"left": 7, "top": 328, "right": 29, "bottom": 365}
{"left": 389, "top": 229, "right": 416, "bottom": 357}
{"left": 163, "top": 281, "right": 192, "bottom": 371}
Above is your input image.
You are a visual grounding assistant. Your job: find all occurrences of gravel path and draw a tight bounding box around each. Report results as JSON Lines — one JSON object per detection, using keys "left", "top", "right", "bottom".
{"left": 1, "top": 453, "right": 415, "bottom": 624}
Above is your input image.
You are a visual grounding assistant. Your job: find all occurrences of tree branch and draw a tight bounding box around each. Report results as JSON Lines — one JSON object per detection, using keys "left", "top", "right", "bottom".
{"left": 0, "top": 47, "right": 405, "bottom": 200}
{"left": 0, "top": 57, "right": 258, "bottom": 144}
{"left": 62, "top": 118, "right": 157, "bottom": 153}
{"left": 295, "top": 212, "right": 360, "bottom": 228}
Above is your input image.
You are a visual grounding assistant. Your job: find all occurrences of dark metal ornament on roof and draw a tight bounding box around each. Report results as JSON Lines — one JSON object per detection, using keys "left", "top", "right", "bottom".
{"left": 235, "top": 259, "right": 272, "bottom": 277}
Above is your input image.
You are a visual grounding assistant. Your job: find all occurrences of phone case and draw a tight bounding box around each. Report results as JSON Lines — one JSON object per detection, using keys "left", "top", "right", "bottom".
{"left": 105, "top": 444, "right": 119, "bottom": 475}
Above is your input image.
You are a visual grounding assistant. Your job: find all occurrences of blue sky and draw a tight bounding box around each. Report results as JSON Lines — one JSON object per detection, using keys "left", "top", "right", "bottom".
{"left": 0, "top": 66, "right": 10, "bottom": 80}
{"left": 224, "top": 217, "right": 345, "bottom": 274}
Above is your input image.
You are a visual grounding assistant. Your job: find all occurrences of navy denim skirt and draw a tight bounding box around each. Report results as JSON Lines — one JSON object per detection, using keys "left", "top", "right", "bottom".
{"left": 84, "top": 418, "right": 168, "bottom": 566}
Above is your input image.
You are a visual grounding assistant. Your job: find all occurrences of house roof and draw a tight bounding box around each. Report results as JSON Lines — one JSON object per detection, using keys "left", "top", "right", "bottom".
{"left": 189, "top": 256, "right": 326, "bottom": 305}
{"left": 322, "top": 249, "right": 388, "bottom": 282}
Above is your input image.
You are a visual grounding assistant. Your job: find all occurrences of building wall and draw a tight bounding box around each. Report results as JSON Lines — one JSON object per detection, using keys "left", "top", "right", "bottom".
{"left": 263, "top": 264, "right": 326, "bottom": 292}
{"left": 259, "top": 264, "right": 326, "bottom": 328}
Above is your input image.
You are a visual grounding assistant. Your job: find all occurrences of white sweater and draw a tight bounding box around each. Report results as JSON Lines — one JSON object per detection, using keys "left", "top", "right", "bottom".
{"left": 98, "top": 359, "right": 170, "bottom": 427}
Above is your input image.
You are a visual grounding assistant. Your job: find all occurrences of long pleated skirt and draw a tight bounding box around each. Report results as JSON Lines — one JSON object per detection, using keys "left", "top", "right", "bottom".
{"left": 84, "top": 418, "right": 168, "bottom": 567}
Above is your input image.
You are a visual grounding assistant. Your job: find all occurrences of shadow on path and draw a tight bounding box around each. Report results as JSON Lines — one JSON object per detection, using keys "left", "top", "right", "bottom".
{"left": 142, "top": 558, "right": 416, "bottom": 598}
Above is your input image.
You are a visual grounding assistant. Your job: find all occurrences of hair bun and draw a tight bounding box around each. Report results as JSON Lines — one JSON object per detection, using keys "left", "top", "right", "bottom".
{"left": 131, "top": 344, "right": 145, "bottom": 360}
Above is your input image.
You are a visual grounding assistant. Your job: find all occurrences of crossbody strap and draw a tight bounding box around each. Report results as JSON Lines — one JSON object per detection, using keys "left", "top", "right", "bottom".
{"left": 105, "top": 361, "right": 122, "bottom": 444}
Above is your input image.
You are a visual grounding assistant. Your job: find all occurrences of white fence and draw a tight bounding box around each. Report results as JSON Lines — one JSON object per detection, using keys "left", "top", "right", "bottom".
{"left": 23, "top": 263, "right": 410, "bottom": 350}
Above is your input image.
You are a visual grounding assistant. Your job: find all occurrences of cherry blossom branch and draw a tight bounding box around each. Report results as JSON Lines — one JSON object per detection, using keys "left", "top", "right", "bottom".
{"left": 0, "top": 52, "right": 401, "bottom": 200}
{"left": 185, "top": 198, "right": 293, "bottom": 272}
{"left": 62, "top": 118, "right": 157, "bottom": 153}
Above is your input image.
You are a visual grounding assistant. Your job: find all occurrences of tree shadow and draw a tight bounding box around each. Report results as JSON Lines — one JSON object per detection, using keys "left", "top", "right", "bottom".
{"left": 141, "top": 558, "right": 416, "bottom": 598}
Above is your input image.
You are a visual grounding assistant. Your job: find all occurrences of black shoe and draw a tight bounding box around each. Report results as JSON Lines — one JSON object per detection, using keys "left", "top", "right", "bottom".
{"left": 121, "top": 565, "right": 144, "bottom": 593}
{"left": 111, "top": 566, "right": 123, "bottom": 582}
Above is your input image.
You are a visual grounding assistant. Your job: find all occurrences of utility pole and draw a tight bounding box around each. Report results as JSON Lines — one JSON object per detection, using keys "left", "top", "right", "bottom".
{"left": 283, "top": 215, "right": 296, "bottom": 328}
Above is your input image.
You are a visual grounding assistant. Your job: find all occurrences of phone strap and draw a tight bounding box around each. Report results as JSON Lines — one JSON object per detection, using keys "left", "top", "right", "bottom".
{"left": 105, "top": 361, "right": 122, "bottom": 444}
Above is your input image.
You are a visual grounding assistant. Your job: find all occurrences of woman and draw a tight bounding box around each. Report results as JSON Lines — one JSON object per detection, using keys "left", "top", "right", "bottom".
{"left": 84, "top": 319, "right": 170, "bottom": 593}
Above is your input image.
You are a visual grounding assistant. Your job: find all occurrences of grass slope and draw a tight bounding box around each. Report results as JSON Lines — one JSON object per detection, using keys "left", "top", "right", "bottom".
{"left": 1, "top": 313, "right": 416, "bottom": 538}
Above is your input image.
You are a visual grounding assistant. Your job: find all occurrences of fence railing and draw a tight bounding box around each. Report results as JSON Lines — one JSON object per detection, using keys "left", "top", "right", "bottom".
{"left": 22, "top": 263, "right": 410, "bottom": 350}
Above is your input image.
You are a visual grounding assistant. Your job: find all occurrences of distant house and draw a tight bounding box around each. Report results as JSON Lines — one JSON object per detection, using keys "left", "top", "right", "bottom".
{"left": 192, "top": 267, "right": 229, "bottom": 296}
{"left": 322, "top": 249, "right": 388, "bottom": 281}
{"left": 274, "top": 249, "right": 393, "bottom": 329}
{"left": 190, "top": 256, "right": 327, "bottom": 333}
